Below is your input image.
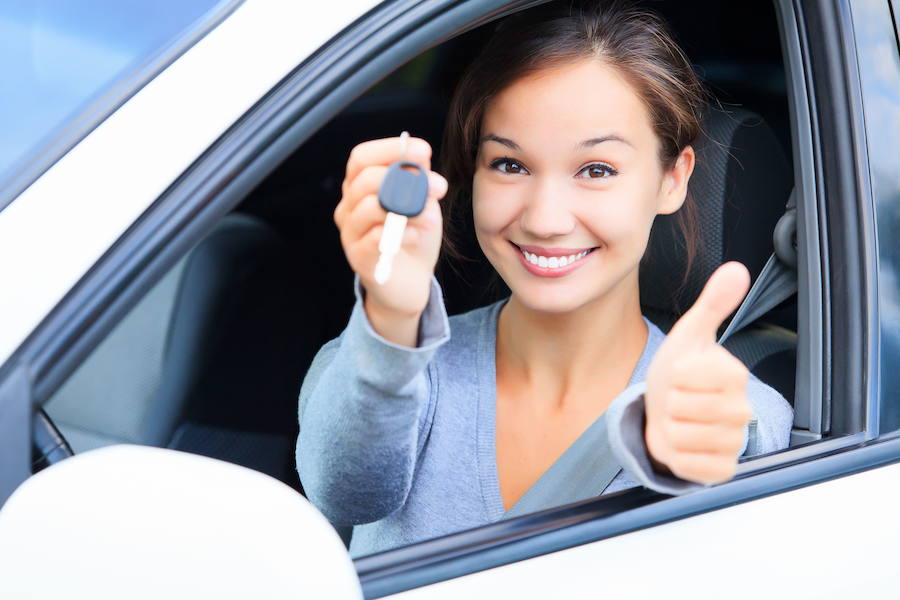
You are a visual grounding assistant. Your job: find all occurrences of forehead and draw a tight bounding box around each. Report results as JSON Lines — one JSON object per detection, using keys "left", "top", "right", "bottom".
{"left": 481, "top": 59, "right": 656, "bottom": 150}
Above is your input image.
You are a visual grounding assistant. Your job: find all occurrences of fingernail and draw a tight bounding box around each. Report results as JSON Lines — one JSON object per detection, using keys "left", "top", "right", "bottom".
{"left": 428, "top": 173, "right": 448, "bottom": 196}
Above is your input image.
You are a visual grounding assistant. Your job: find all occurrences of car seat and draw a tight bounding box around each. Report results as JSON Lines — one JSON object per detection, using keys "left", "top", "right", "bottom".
{"left": 44, "top": 213, "right": 312, "bottom": 489}
{"left": 640, "top": 106, "right": 797, "bottom": 403}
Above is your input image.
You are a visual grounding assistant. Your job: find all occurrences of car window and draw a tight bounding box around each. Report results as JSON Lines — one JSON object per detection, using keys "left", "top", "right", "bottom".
{"left": 40, "top": 0, "right": 808, "bottom": 558}
{"left": 0, "top": 0, "right": 235, "bottom": 209}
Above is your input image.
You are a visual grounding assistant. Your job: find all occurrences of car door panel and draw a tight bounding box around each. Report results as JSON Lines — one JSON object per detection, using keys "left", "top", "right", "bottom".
{"left": 387, "top": 462, "right": 900, "bottom": 598}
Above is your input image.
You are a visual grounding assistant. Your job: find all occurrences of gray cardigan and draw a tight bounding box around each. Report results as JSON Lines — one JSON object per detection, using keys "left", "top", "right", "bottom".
{"left": 296, "top": 278, "right": 793, "bottom": 557}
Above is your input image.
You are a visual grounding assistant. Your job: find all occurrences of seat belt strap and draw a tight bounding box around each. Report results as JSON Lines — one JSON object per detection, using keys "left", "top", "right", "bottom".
{"left": 718, "top": 254, "right": 797, "bottom": 343}
{"left": 718, "top": 189, "right": 798, "bottom": 344}
{"left": 502, "top": 412, "right": 621, "bottom": 519}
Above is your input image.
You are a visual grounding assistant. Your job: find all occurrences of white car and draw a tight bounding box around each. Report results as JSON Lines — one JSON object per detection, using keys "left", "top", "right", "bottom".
{"left": 1, "top": 0, "right": 899, "bottom": 597}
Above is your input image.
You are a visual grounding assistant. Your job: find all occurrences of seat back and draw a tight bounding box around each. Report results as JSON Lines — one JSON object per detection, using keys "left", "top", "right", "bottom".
{"left": 44, "top": 213, "right": 310, "bottom": 480}
{"left": 44, "top": 259, "right": 188, "bottom": 451}
{"left": 640, "top": 106, "right": 797, "bottom": 402}
{"left": 640, "top": 106, "right": 793, "bottom": 326}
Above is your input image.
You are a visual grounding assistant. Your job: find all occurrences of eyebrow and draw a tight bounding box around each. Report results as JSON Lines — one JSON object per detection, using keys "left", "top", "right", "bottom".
{"left": 576, "top": 135, "right": 634, "bottom": 150}
{"left": 480, "top": 133, "right": 634, "bottom": 151}
{"left": 480, "top": 134, "right": 520, "bottom": 151}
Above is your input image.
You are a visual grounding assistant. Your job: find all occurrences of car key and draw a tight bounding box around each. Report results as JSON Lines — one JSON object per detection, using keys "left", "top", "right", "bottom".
{"left": 374, "top": 132, "right": 430, "bottom": 285}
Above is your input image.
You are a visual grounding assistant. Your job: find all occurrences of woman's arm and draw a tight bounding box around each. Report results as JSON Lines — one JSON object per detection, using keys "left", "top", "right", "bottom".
{"left": 608, "top": 375, "right": 792, "bottom": 495}
{"left": 299, "top": 135, "right": 449, "bottom": 525}
{"left": 296, "top": 277, "right": 449, "bottom": 526}
{"left": 609, "top": 263, "right": 793, "bottom": 494}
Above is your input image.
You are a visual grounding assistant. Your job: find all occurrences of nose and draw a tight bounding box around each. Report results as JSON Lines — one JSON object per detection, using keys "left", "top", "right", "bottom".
{"left": 519, "top": 178, "right": 576, "bottom": 239}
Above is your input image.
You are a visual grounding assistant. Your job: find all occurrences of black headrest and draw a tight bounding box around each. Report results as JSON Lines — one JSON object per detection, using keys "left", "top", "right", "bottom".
{"left": 640, "top": 106, "right": 792, "bottom": 321}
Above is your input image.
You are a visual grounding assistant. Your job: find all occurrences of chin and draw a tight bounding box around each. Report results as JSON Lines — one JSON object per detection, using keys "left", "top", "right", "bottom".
{"left": 515, "top": 295, "right": 587, "bottom": 315}
{"left": 506, "top": 279, "right": 603, "bottom": 314}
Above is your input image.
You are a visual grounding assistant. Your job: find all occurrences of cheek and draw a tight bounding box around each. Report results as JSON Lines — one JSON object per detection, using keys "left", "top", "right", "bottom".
{"left": 578, "top": 185, "right": 659, "bottom": 249}
{"left": 472, "top": 172, "right": 520, "bottom": 236}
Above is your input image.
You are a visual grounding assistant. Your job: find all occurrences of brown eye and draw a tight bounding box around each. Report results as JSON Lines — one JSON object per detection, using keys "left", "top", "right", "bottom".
{"left": 490, "top": 158, "right": 529, "bottom": 175}
{"left": 577, "top": 163, "right": 618, "bottom": 179}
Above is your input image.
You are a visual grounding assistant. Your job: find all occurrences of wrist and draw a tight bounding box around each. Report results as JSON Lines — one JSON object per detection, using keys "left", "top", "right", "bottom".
{"left": 363, "top": 295, "right": 422, "bottom": 348}
{"left": 644, "top": 415, "right": 675, "bottom": 478}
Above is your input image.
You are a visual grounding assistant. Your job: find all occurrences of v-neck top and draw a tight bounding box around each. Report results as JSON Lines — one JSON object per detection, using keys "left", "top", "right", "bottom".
{"left": 473, "top": 298, "right": 655, "bottom": 520}
{"left": 296, "top": 278, "right": 793, "bottom": 557}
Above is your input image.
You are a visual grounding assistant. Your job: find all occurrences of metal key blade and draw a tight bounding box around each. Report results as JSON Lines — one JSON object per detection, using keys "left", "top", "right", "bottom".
{"left": 374, "top": 212, "right": 408, "bottom": 285}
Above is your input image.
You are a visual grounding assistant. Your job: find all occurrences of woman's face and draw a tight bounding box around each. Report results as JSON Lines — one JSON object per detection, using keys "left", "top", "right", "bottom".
{"left": 472, "top": 58, "right": 694, "bottom": 314}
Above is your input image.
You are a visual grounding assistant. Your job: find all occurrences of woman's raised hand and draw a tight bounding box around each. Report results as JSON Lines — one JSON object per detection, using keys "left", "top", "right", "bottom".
{"left": 334, "top": 136, "right": 448, "bottom": 346}
{"left": 643, "top": 262, "right": 754, "bottom": 485}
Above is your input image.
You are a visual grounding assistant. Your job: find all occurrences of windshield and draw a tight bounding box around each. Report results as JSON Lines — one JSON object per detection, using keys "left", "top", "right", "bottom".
{"left": 0, "top": 0, "right": 237, "bottom": 209}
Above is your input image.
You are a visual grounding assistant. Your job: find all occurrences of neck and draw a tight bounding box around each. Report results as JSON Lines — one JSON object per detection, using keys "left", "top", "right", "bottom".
{"left": 496, "top": 273, "right": 648, "bottom": 411}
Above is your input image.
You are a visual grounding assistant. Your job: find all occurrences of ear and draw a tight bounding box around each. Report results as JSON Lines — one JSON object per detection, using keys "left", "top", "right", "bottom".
{"left": 657, "top": 145, "right": 695, "bottom": 215}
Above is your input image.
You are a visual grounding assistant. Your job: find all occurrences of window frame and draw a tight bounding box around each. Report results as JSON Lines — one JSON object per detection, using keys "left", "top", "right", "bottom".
{"left": 782, "top": 0, "right": 828, "bottom": 446}
{"left": 797, "top": 0, "right": 878, "bottom": 439}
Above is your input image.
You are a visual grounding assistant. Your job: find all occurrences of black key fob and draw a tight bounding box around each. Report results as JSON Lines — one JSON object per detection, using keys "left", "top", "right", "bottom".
{"left": 378, "top": 161, "right": 429, "bottom": 217}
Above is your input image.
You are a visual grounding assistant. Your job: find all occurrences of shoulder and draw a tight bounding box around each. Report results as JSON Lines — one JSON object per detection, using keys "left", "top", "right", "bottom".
{"left": 644, "top": 318, "right": 667, "bottom": 353}
{"left": 627, "top": 317, "right": 668, "bottom": 383}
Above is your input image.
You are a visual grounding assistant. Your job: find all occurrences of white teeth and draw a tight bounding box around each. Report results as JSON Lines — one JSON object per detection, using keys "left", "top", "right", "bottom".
{"left": 520, "top": 247, "right": 593, "bottom": 269}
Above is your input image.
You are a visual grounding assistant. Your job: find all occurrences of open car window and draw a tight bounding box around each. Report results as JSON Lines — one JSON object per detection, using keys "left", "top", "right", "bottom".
{"left": 46, "top": 0, "right": 807, "bottom": 532}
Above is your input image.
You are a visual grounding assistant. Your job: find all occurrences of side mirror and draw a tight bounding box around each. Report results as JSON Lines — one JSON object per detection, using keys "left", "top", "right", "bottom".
{"left": 0, "top": 445, "right": 362, "bottom": 599}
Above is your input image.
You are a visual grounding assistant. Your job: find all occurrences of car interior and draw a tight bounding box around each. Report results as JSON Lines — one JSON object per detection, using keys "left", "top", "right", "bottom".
{"left": 42, "top": 0, "right": 803, "bottom": 546}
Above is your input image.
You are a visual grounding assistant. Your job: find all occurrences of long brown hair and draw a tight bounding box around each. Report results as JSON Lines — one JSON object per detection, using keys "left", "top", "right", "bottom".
{"left": 440, "top": 0, "right": 706, "bottom": 290}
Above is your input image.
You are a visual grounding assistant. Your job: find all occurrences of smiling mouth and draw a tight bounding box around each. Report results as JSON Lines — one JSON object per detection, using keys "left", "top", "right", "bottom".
{"left": 512, "top": 243, "right": 597, "bottom": 269}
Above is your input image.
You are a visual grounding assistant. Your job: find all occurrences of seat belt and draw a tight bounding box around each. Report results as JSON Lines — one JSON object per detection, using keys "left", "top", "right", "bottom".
{"left": 719, "top": 189, "right": 798, "bottom": 344}
{"left": 502, "top": 412, "right": 622, "bottom": 519}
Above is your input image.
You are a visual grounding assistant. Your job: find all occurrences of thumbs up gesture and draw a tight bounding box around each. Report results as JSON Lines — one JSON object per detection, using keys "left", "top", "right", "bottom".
{"left": 644, "top": 262, "right": 754, "bottom": 485}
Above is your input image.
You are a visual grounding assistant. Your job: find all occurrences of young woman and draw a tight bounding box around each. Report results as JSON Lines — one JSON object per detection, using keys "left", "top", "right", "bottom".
{"left": 297, "top": 1, "right": 793, "bottom": 556}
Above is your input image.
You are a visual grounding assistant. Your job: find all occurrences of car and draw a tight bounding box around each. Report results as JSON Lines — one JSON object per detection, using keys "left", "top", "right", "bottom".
{"left": 1, "top": 0, "right": 899, "bottom": 597}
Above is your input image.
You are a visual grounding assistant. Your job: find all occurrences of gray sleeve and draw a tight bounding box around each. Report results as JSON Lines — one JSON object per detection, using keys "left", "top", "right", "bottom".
{"left": 296, "top": 276, "right": 450, "bottom": 525}
{"left": 607, "top": 376, "right": 794, "bottom": 496}
{"left": 742, "top": 376, "right": 794, "bottom": 455}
